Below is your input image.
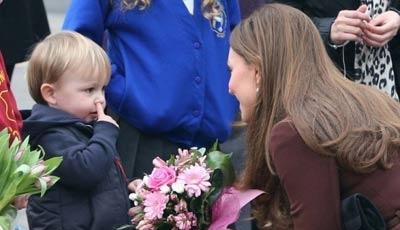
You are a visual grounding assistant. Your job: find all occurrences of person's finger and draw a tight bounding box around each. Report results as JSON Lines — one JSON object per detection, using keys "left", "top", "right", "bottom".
{"left": 357, "top": 4, "right": 368, "bottom": 14}
{"left": 13, "top": 195, "right": 28, "bottom": 209}
{"left": 365, "top": 21, "right": 393, "bottom": 35}
{"left": 95, "top": 102, "right": 105, "bottom": 116}
{"left": 363, "top": 28, "right": 393, "bottom": 44}
{"left": 340, "top": 9, "right": 370, "bottom": 22}
{"left": 362, "top": 35, "right": 386, "bottom": 47}
{"left": 335, "top": 16, "right": 368, "bottom": 30}
{"left": 128, "top": 179, "right": 142, "bottom": 191}
{"left": 336, "top": 24, "right": 364, "bottom": 36}
{"left": 369, "top": 15, "right": 386, "bottom": 27}
{"left": 333, "top": 32, "right": 363, "bottom": 43}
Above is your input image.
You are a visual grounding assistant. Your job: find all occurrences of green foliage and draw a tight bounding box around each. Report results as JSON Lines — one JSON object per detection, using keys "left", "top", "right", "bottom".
{"left": 0, "top": 129, "right": 62, "bottom": 229}
{"left": 206, "top": 150, "right": 236, "bottom": 186}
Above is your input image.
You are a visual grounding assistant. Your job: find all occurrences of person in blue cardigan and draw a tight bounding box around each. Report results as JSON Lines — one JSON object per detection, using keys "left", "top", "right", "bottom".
{"left": 63, "top": 0, "right": 241, "bottom": 179}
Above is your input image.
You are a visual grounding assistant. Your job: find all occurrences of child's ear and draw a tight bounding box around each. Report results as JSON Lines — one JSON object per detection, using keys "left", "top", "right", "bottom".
{"left": 40, "top": 83, "right": 56, "bottom": 105}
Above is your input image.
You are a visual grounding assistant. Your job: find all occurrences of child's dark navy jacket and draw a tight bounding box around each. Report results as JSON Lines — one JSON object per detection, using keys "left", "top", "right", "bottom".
{"left": 23, "top": 104, "right": 130, "bottom": 230}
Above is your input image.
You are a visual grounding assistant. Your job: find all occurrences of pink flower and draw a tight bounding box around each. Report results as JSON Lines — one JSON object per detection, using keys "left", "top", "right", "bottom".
{"left": 173, "top": 212, "right": 197, "bottom": 230}
{"left": 143, "top": 192, "right": 169, "bottom": 220}
{"left": 152, "top": 157, "right": 167, "bottom": 168}
{"left": 147, "top": 165, "right": 176, "bottom": 190}
{"left": 129, "top": 179, "right": 149, "bottom": 197}
{"left": 174, "top": 199, "right": 188, "bottom": 212}
{"left": 175, "top": 149, "right": 192, "bottom": 169}
{"left": 178, "top": 148, "right": 190, "bottom": 158}
{"left": 177, "top": 164, "right": 211, "bottom": 197}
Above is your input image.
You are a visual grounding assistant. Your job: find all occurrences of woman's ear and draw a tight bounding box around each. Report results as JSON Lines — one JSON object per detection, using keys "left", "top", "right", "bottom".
{"left": 255, "top": 66, "right": 261, "bottom": 87}
{"left": 40, "top": 83, "right": 56, "bottom": 105}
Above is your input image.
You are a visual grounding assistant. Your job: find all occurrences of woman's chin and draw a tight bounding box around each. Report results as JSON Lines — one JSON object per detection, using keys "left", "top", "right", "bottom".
{"left": 240, "top": 112, "right": 249, "bottom": 123}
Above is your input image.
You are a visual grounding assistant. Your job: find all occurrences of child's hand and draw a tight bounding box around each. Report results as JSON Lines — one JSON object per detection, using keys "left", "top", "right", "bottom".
{"left": 13, "top": 195, "right": 29, "bottom": 209}
{"left": 95, "top": 102, "right": 119, "bottom": 128}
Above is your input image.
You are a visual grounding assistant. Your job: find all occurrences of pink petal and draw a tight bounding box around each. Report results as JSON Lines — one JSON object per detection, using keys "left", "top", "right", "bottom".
{"left": 209, "top": 187, "right": 264, "bottom": 230}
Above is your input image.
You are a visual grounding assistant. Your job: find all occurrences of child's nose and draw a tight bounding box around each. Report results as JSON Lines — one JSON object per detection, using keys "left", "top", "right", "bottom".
{"left": 94, "top": 95, "right": 106, "bottom": 107}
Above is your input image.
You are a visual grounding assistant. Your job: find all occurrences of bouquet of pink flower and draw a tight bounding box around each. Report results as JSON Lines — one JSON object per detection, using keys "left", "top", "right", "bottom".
{"left": 120, "top": 143, "right": 263, "bottom": 230}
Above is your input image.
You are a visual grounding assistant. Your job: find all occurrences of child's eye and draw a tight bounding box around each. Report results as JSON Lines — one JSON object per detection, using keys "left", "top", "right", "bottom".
{"left": 85, "top": 88, "right": 95, "bottom": 93}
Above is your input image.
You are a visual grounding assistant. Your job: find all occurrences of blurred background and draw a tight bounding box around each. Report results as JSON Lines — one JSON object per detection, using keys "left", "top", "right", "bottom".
{"left": 11, "top": 0, "right": 70, "bottom": 110}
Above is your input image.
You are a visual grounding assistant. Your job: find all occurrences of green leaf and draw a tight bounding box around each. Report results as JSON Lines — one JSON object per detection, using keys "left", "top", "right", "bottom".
{"left": 0, "top": 205, "right": 16, "bottom": 230}
{"left": 206, "top": 151, "right": 236, "bottom": 186}
{"left": 166, "top": 154, "right": 176, "bottom": 165}
{"left": 209, "top": 140, "right": 219, "bottom": 152}
{"left": 43, "top": 157, "right": 63, "bottom": 175}
{"left": 14, "top": 164, "right": 31, "bottom": 175}
{"left": 206, "top": 169, "right": 224, "bottom": 204}
{"left": 0, "top": 139, "right": 15, "bottom": 196}
{"left": 38, "top": 177, "right": 48, "bottom": 197}
{"left": 155, "top": 222, "right": 174, "bottom": 230}
{"left": 0, "top": 180, "right": 18, "bottom": 211}
{"left": 188, "top": 194, "right": 211, "bottom": 229}
{"left": 0, "top": 131, "right": 62, "bottom": 222}
{"left": 0, "top": 130, "right": 10, "bottom": 174}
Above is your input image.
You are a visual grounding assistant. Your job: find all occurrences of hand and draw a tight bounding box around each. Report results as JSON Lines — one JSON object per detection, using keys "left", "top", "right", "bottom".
{"left": 95, "top": 102, "right": 119, "bottom": 127}
{"left": 330, "top": 5, "right": 371, "bottom": 45}
{"left": 128, "top": 180, "right": 145, "bottom": 225}
{"left": 13, "top": 195, "right": 28, "bottom": 209}
{"left": 362, "top": 10, "right": 400, "bottom": 47}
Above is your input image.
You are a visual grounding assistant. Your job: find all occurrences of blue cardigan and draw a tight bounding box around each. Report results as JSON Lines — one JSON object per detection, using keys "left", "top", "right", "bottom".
{"left": 63, "top": 0, "right": 240, "bottom": 147}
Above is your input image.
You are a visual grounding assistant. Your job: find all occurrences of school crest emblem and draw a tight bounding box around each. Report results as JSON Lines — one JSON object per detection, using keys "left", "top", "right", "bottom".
{"left": 210, "top": 9, "right": 227, "bottom": 38}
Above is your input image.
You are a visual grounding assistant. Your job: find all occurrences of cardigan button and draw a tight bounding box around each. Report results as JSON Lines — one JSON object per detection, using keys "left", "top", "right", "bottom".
{"left": 193, "top": 41, "right": 201, "bottom": 49}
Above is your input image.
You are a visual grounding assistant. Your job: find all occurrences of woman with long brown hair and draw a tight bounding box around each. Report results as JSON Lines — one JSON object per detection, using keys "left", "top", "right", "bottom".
{"left": 228, "top": 3, "right": 400, "bottom": 229}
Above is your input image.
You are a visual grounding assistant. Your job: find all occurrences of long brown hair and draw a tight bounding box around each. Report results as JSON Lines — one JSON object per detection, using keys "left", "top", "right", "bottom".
{"left": 232, "top": 4, "right": 400, "bottom": 229}
{"left": 118, "top": 0, "right": 223, "bottom": 21}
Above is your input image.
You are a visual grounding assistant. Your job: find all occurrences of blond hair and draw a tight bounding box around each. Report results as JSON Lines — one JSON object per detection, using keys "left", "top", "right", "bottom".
{"left": 27, "top": 31, "right": 111, "bottom": 105}
{"left": 118, "top": 0, "right": 224, "bottom": 21}
{"left": 233, "top": 4, "right": 400, "bottom": 229}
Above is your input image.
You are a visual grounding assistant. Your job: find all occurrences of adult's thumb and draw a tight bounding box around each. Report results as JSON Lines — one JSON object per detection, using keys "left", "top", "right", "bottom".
{"left": 357, "top": 4, "right": 368, "bottom": 13}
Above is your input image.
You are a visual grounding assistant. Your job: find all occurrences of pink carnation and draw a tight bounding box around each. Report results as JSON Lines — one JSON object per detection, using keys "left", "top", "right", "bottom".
{"left": 177, "top": 164, "right": 211, "bottom": 197}
{"left": 173, "top": 212, "right": 197, "bottom": 230}
{"left": 143, "top": 192, "right": 169, "bottom": 220}
{"left": 147, "top": 165, "right": 176, "bottom": 190}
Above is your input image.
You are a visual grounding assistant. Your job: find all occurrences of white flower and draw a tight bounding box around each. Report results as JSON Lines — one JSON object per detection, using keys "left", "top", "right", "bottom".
{"left": 129, "top": 193, "right": 138, "bottom": 201}
{"left": 171, "top": 180, "right": 185, "bottom": 194}
{"left": 160, "top": 185, "right": 170, "bottom": 194}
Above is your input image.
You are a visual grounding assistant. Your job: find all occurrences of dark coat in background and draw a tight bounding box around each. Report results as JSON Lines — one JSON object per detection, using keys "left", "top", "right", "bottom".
{"left": 0, "top": 0, "right": 50, "bottom": 68}
{"left": 239, "top": 0, "right": 268, "bottom": 19}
